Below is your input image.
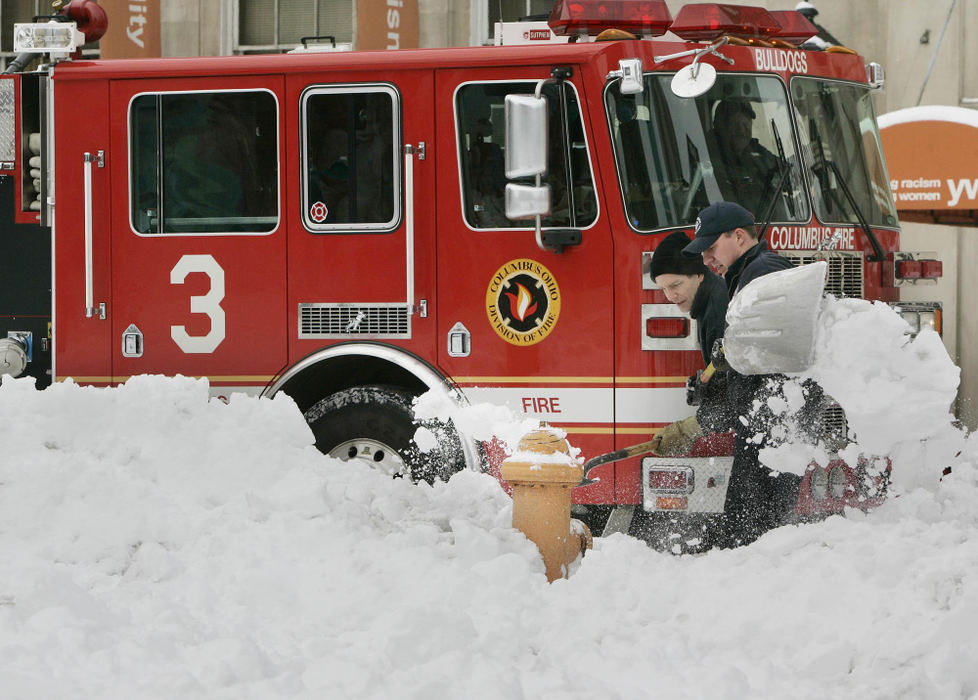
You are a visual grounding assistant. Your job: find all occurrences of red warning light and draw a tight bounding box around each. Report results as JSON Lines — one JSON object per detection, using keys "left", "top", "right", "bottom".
{"left": 767, "top": 10, "right": 819, "bottom": 46}
{"left": 548, "top": 0, "right": 673, "bottom": 37}
{"left": 669, "top": 3, "right": 780, "bottom": 43}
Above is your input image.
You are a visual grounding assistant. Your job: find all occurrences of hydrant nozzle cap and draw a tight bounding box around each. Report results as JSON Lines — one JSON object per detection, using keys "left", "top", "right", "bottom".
{"left": 501, "top": 425, "right": 583, "bottom": 485}
{"left": 516, "top": 427, "right": 572, "bottom": 456}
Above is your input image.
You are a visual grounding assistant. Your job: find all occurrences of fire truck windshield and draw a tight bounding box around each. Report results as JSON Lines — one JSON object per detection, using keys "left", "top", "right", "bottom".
{"left": 792, "top": 78, "right": 898, "bottom": 228}
{"left": 606, "top": 73, "right": 809, "bottom": 231}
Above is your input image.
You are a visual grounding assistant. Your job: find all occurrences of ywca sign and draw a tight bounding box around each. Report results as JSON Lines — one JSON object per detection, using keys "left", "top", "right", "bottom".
{"left": 879, "top": 106, "right": 978, "bottom": 223}
{"left": 98, "top": 0, "right": 160, "bottom": 59}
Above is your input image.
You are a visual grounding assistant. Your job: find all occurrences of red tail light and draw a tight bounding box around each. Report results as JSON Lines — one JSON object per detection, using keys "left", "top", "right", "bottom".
{"left": 921, "top": 260, "right": 943, "bottom": 279}
{"left": 895, "top": 260, "right": 922, "bottom": 279}
{"left": 648, "top": 469, "right": 689, "bottom": 490}
{"left": 548, "top": 0, "right": 673, "bottom": 37}
{"left": 669, "top": 3, "right": 780, "bottom": 43}
{"left": 646, "top": 317, "right": 689, "bottom": 338}
{"left": 767, "top": 10, "right": 819, "bottom": 45}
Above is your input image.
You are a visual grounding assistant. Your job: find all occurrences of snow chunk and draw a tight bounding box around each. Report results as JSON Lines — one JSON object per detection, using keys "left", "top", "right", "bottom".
{"left": 798, "top": 297, "right": 963, "bottom": 490}
{"left": 412, "top": 388, "right": 538, "bottom": 454}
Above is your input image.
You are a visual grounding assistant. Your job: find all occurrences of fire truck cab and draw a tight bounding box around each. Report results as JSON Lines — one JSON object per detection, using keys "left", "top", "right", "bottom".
{"left": 0, "top": 1, "right": 942, "bottom": 545}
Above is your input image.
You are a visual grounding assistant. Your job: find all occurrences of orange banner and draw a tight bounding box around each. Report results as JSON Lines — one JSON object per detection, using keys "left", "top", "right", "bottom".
{"left": 357, "top": 0, "right": 419, "bottom": 51}
{"left": 97, "top": 0, "right": 161, "bottom": 59}
{"left": 880, "top": 107, "right": 978, "bottom": 216}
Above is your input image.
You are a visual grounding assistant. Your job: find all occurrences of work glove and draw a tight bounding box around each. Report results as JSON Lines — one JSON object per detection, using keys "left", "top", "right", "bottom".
{"left": 710, "top": 338, "right": 729, "bottom": 372}
{"left": 652, "top": 415, "right": 703, "bottom": 456}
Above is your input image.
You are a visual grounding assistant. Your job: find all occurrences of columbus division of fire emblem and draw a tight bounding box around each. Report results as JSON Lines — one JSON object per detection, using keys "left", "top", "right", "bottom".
{"left": 485, "top": 258, "right": 561, "bottom": 346}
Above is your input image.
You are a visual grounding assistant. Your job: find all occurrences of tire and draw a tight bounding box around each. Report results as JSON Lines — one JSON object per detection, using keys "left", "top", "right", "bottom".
{"left": 628, "top": 510, "right": 722, "bottom": 554}
{"left": 304, "top": 386, "right": 464, "bottom": 484}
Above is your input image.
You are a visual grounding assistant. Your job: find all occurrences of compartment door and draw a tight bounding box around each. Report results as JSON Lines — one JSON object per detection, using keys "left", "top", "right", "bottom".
{"left": 107, "top": 76, "right": 287, "bottom": 395}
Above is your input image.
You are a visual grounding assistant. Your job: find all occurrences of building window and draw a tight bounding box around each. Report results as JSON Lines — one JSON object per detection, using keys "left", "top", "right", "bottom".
{"left": 130, "top": 90, "right": 279, "bottom": 235}
{"left": 236, "top": 0, "right": 352, "bottom": 53}
{"left": 301, "top": 84, "right": 400, "bottom": 232}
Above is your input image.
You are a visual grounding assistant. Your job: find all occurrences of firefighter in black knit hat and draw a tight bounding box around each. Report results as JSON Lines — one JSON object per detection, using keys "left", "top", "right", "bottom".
{"left": 648, "top": 231, "right": 733, "bottom": 458}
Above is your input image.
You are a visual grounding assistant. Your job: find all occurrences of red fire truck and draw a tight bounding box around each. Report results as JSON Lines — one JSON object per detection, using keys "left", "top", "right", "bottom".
{"left": 0, "top": 1, "right": 943, "bottom": 545}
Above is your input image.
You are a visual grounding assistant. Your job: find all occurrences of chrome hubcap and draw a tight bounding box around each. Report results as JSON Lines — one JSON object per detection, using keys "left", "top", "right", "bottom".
{"left": 329, "top": 439, "right": 407, "bottom": 477}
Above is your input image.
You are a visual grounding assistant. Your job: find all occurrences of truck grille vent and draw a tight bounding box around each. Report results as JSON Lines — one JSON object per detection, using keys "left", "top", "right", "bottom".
{"left": 299, "top": 303, "right": 411, "bottom": 339}
{"left": 780, "top": 250, "right": 864, "bottom": 299}
{"left": 822, "top": 401, "right": 850, "bottom": 451}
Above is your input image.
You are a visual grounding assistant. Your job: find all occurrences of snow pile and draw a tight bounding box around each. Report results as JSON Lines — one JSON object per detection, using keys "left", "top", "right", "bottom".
{"left": 1, "top": 292, "right": 978, "bottom": 697}
{"left": 808, "top": 298, "right": 959, "bottom": 455}
{"left": 758, "top": 296, "right": 963, "bottom": 490}
{"left": 0, "top": 376, "right": 538, "bottom": 698}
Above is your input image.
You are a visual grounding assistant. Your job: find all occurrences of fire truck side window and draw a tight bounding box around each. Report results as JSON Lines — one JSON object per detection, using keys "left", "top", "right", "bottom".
{"left": 130, "top": 90, "right": 278, "bottom": 235}
{"left": 606, "top": 75, "right": 809, "bottom": 231}
{"left": 456, "top": 82, "right": 597, "bottom": 230}
{"left": 301, "top": 86, "right": 399, "bottom": 231}
{"left": 792, "top": 78, "right": 899, "bottom": 228}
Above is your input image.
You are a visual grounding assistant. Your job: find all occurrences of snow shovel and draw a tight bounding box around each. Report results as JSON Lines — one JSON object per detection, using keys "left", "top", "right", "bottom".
{"left": 723, "top": 261, "right": 827, "bottom": 375}
{"left": 579, "top": 438, "right": 660, "bottom": 486}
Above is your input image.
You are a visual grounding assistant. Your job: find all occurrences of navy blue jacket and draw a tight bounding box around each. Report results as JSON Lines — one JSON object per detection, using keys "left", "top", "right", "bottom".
{"left": 724, "top": 239, "right": 793, "bottom": 300}
{"left": 689, "top": 271, "right": 734, "bottom": 434}
{"left": 689, "top": 271, "right": 727, "bottom": 367}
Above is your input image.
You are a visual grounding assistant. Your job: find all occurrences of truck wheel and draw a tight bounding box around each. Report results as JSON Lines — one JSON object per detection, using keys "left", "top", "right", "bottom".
{"left": 304, "top": 386, "right": 464, "bottom": 484}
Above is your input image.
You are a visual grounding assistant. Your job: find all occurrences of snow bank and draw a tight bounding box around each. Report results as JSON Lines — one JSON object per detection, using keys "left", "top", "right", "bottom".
{"left": 1, "top": 333, "right": 978, "bottom": 698}
{"left": 0, "top": 376, "right": 536, "bottom": 698}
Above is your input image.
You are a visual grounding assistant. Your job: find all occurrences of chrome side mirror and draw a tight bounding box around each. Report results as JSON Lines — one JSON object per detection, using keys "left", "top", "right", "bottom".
{"left": 504, "top": 93, "right": 548, "bottom": 178}
{"left": 654, "top": 37, "right": 732, "bottom": 98}
{"left": 503, "top": 83, "right": 572, "bottom": 251}
{"left": 504, "top": 92, "right": 551, "bottom": 222}
{"left": 505, "top": 183, "right": 551, "bottom": 220}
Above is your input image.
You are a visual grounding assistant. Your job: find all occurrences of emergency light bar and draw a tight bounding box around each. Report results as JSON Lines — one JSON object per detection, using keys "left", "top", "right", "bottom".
{"left": 766, "top": 10, "right": 819, "bottom": 46}
{"left": 668, "top": 4, "right": 780, "bottom": 43}
{"left": 548, "top": 0, "right": 673, "bottom": 37}
{"left": 13, "top": 21, "right": 82, "bottom": 53}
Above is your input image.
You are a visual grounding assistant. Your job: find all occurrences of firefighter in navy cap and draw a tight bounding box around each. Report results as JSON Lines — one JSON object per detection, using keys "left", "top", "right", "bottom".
{"left": 648, "top": 231, "right": 733, "bottom": 462}
{"left": 682, "top": 201, "right": 823, "bottom": 548}
{"left": 683, "top": 201, "right": 791, "bottom": 295}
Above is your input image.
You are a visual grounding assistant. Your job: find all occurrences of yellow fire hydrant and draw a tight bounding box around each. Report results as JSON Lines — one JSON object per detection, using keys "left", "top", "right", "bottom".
{"left": 501, "top": 423, "right": 593, "bottom": 582}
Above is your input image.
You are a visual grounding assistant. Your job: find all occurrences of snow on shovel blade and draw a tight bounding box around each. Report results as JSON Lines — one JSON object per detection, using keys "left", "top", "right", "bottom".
{"left": 723, "top": 261, "right": 827, "bottom": 375}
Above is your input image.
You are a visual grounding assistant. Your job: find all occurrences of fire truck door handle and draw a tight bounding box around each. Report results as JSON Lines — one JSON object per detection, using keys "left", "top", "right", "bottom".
{"left": 83, "top": 151, "right": 105, "bottom": 319}
{"left": 404, "top": 143, "right": 425, "bottom": 315}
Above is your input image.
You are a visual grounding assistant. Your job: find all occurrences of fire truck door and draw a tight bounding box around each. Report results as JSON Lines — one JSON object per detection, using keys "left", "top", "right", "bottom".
{"left": 434, "top": 71, "right": 617, "bottom": 502}
{"left": 107, "top": 77, "right": 287, "bottom": 394}
{"left": 51, "top": 77, "right": 114, "bottom": 385}
{"left": 283, "top": 73, "right": 437, "bottom": 363}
